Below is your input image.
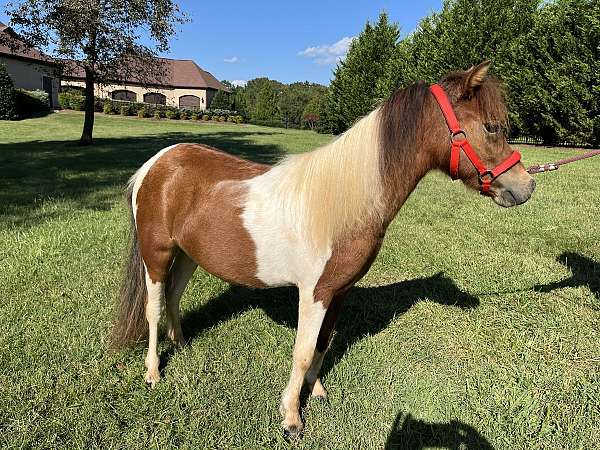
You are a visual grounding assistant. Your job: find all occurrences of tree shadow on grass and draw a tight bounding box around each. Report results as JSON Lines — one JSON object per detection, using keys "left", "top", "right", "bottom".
{"left": 535, "top": 252, "right": 599, "bottom": 299}
{"left": 0, "top": 129, "right": 286, "bottom": 228}
{"left": 170, "top": 272, "right": 479, "bottom": 378}
{"left": 385, "top": 411, "right": 494, "bottom": 449}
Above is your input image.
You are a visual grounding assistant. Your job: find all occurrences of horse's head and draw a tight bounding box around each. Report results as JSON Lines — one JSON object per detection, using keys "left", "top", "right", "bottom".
{"left": 434, "top": 61, "right": 535, "bottom": 207}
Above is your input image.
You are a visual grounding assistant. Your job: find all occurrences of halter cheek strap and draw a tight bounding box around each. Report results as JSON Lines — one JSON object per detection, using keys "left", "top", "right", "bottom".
{"left": 429, "top": 84, "right": 522, "bottom": 195}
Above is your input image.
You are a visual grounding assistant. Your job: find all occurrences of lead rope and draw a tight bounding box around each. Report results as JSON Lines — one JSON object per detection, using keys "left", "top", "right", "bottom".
{"left": 526, "top": 149, "right": 600, "bottom": 174}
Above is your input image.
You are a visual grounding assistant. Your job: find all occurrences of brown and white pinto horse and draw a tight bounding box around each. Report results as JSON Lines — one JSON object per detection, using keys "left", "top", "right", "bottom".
{"left": 113, "top": 62, "right": 535, "bottom": 436}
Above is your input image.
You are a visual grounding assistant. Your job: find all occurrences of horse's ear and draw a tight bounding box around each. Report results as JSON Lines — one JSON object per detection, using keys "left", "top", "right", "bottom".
{"left": 462, "top": 61, "right": 491, "bottom": 97}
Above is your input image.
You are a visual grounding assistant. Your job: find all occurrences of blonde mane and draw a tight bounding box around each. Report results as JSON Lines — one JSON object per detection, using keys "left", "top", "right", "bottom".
{"left": 255, "top": 108, "right": 385, "bottom": 252}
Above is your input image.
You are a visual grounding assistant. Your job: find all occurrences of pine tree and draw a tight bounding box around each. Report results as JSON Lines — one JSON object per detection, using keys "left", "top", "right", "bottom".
{"left": 0, "top": 63, "right": 16, "bottom": 120}
{"left": 321, "top": 12, "right": 399, "bottom": 134}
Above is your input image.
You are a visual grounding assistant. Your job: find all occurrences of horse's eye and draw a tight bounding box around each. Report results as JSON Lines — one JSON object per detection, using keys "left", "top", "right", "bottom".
{"left": 483, "top": 122, "right": 501, "bottom": 134}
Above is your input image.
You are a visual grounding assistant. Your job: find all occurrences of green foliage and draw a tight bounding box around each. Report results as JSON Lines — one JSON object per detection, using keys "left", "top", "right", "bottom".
{"left": 254, "top": 84, "right": 281, "bottom": 124}
{"left": 302, "top": 92, "right": 327, "bottom": 130}
{"left": 210, "top": 89, "right": 231, "bottom": 109}
{"left": 15, "top": 89, "right": 50, "bottom": 117}
{"left": 119, "top": 105, "right": 130, "bottom": 116}
{"left": 60, "top": 92, "right": 85, "bottom": 111}
{"left": 180, "top": 111, "right": 189, "bottom": 120}
{"left": 0, "top": 63, "right": 17, "bottom": 120}
{"left": 154, "top": 110, "right": 162, "bottom": 119}
{"left": 165, "top": 109, "right": 179, "bottom": 120}
{"left": 332, "top": 1, "right": 599, "bottom": 144}
{"left": 321, "top": 12, "right": 400, "bottom": 134}
{"left": 202, "top": 114, "right": 209, "bottom": 121}
{"left": 137, "top": 107, "right": 148, "bottom": 118}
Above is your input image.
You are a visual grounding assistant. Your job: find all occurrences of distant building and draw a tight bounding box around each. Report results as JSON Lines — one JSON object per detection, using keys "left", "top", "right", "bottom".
{"left": 61, "top": 58, "right": 230, "bottom": 109}
{"left": 0, "top": 22, "right": 60, "bottom": 107}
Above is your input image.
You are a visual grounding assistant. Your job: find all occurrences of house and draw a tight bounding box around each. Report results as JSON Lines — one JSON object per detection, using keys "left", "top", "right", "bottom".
{"left": 0, "top": 22, "right": 60, "bottom": 107}
{"left": 61, "top": 58, "right": 230, "bottom": 109}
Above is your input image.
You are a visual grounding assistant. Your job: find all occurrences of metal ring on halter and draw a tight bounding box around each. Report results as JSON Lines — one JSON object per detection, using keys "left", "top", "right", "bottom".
{"left": 451, "top": 130, "right": 467, "bottom": 142}
{"left": 478, "top": 170, "right": 494, "bottom": 184}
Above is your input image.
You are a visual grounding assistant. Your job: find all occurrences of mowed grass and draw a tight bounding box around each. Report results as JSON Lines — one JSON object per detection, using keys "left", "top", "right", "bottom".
{"left": 0, "top": 111, "right": 598, "bottom": 449}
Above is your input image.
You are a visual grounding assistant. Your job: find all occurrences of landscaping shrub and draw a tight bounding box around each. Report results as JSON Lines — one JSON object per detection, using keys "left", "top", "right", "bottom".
{"left": 0, "top": 63, "right": 17, "bottom": 120}
{"left": 154, "top": 111, "right": 162, "bottom": 119}
{"left": 103, "top": 101, "right": 114, "bottom": 114}
{"left": 202, "top": 114, "right": 209, "bottom": 121}
{"left": 15, "top": 89, "right": 50, "bottom": 117}
{"left": 137, "top": 107, "right": 148, "bottom": 118}
{"left": 120, "top": 105, "right": 130, "bottom": 116}
{"left": 191, "top": 112, "right": 200, "bottom": 120}
{"left": 165, "top": 109, "right": 179, "bottom": 120}
{"left": 180, "top": 111, "right": 189, "bottom": 120}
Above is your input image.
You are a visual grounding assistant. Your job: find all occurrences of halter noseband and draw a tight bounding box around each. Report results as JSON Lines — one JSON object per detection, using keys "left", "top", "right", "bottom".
{"left": 429, "top": 84, "right": 522, "bottom": 195}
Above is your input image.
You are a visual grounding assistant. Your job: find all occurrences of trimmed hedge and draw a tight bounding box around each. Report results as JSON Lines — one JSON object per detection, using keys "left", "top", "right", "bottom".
{"left": 58, "top": 95, "right": 248, "bottom": 124}
{"left": 0, "top": 63, "right": 16, "bottom": 120}
{"left": 15, "top": 89, "right": 50, "bottom": 117}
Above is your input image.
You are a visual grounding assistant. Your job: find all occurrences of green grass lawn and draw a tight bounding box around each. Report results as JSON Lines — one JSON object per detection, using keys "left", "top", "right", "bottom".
{"left": 0, "top": 111, "right": 598, "bottom": 449}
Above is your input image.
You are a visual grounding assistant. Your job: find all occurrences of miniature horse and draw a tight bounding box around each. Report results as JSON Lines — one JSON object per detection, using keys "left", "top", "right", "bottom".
{"left": 113, "top": 62, "right": 535, "bottom": 436}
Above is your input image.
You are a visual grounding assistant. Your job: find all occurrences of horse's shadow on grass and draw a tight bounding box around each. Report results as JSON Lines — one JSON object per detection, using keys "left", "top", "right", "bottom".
{"left": 535, "top": 252, "right": 599, "bottom": 299}
{"left": 385, "top": 411, "right": 494, "bottom": 449}
{"left": 167, "top": 272, "right": 479, "bottom": 378}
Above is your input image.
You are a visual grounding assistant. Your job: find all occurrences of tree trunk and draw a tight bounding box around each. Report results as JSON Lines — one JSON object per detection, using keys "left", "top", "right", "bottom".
{"left": 79, "top": 68, "right": 95, "bottom": 146}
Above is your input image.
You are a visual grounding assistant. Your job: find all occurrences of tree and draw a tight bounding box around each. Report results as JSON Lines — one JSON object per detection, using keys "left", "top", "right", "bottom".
{"left": 321, "top": 12, "right": 400, "bottom": 134}
{"left": 301, "top": 91, "right": 326, "bottom": 130}
{"left": 254, "top": 84, "right": 281, "bottom": 122}
{"left": 0, "top": 63, "right": 17, "bottom": 120}
{"left": 243, "top": 77, "right": 284, "bottom": 120}
{"left": 210, "top": 89, "right": 231, "bottom": 109}
{"left": 4, "top": 0, "right": 187, "bottom": 145}
{"left": 278, "top": 82, "right": 327, "bottom": 128}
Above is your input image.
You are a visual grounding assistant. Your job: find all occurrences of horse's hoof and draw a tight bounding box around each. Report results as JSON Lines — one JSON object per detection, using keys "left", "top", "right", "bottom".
{"left": 282, "top": 424, "right": 303, "bottom": 440}
{"left": 144, "top": 369, "right": 160, "bottom": 387}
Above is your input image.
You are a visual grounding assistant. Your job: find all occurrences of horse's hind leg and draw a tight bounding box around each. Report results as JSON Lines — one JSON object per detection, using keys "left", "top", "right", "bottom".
{"left": 144, "top": 270, "right": 165, "bottom": 386}
{"left": 143, "top": 245, "right": 174, "bottom": 387}
{"left": 166, "top": 251, "right": 197, "bottom": 347}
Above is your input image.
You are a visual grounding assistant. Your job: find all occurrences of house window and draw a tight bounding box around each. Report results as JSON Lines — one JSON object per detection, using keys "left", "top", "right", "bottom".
{"left": 111, "top": 90, "right": 137, "bottom": 102}
{"left": 179, "top": 95, "right": 201, "bottom": 108}
{"left": 144, "top": 92, "right": 166, "bottom": 105}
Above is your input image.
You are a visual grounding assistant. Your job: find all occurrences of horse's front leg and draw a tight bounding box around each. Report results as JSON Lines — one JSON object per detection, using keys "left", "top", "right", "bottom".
{"left": 280, "top": 287, "right": 327, "bottom": 437}
{"left": 304, "top": 291, "right": 347, "bottom": 400}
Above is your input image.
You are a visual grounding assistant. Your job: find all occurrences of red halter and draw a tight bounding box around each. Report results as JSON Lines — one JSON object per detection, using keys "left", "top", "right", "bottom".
{"left": 429, "top": 84, "right": 522, "bottom": 195}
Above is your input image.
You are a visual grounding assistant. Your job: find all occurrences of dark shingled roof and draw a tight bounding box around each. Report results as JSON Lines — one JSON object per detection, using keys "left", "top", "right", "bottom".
{"left": 0, "top": 21, "right": 56, "bottom": 65}
{"left": 62, "top": 57, "right": 230, "bottom": 91}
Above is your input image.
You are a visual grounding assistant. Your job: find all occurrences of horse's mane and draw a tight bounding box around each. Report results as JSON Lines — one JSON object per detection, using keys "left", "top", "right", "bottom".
{"left": 260, "top": 109, "right": 386, "bottom": 251}
{"left": 379, "top": 81, "right": 429, "bottom": 189}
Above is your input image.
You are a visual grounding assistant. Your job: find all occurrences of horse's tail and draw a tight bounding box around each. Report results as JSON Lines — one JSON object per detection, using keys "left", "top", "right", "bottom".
{"left": 111, "top": 181, "right": 147, "bottom": 348}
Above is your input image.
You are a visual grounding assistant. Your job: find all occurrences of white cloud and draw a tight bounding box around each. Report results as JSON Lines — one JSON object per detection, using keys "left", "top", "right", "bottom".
{"left": 224, "top": 56, "right": 239, "bottom": 63}
{"left": 231, "top": 79, "right": 247, "bottom": 87}
{"left": 297, "top": 36, "right": 355, "bottom": 65}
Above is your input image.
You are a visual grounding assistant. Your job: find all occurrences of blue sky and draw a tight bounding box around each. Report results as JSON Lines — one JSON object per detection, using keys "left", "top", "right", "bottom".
{"left": 1, "top": 1, "right": 443, "bottom": 86}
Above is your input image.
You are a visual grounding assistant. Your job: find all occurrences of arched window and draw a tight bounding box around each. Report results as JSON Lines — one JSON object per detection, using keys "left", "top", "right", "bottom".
{"left": 179, "top": 95, "right": 201, "bottom": 108}
{"left": 144, "top": 92, "right": 166, "bottom": 105}
{"left": 111, "top": 90, "right": 137, "bottom": 102}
